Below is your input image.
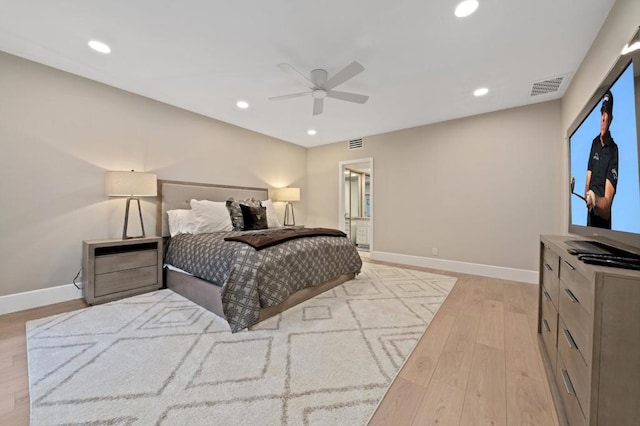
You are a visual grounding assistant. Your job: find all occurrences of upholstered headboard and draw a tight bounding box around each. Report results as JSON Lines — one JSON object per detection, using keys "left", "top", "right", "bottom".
{"left": 156, "top": 180, "right": 269, "bottom": 237}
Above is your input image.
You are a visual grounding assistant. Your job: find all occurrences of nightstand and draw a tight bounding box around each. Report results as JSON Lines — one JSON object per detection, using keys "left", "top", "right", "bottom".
{"left": 82, "top": 236, "right": 163, "bottom": 305}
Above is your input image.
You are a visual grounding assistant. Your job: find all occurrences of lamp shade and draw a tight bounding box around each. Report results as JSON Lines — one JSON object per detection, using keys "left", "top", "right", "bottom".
{"left": 274, "top": 187, "right": 300, "bottom": 202}
{"left": 106, "top": 171, "right": 157, "bottom": 197}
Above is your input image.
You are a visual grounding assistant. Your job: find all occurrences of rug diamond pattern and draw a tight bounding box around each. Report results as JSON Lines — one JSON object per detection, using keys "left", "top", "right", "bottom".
{"left": 27, "top": 262, "right": 456, "bottom": 425}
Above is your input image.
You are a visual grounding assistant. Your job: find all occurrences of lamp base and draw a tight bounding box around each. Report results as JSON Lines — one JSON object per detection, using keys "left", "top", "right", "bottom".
{"left": 122, "top": 197, "right": 147, "bottom": 240}
{"left": 283, "top": 202, "right": 296, "bottom": 227}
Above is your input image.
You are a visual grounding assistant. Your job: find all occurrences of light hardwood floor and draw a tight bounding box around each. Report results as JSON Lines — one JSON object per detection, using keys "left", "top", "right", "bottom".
{"left": 368, "top": 260, "right": 560, "bottom": 425}
{"left": 0, "top": 260, "right": 559, "bottom": 425}
{"left": 0, "top": 298, "right": 88, "bottom": 424}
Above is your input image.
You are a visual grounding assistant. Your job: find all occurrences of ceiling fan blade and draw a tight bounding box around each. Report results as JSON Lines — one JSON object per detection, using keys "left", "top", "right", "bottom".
{"left": 268, "top": 91, "right": 312, "bottom": 101}
{"left": 326, "top": 90, "right": 369, "bottom": 104}
{"left": 324, "top": 61, "right": 365, "bottom": 90}
{"left": 313, "top": 98, "right": 324, "bottom": 115}
{"left": 278, "top": 63, "right": 316, "bottom": 89}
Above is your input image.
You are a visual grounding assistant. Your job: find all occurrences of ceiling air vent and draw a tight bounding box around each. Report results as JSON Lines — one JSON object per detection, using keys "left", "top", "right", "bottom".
{"left": 348, "top": 138, "right": 364, "bottom": 150}
{"left": 530, "top": 75, "right": 565, "bottom": 96}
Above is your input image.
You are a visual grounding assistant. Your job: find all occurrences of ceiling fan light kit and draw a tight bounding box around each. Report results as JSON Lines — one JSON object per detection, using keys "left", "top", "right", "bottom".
{"left": 269, "top": 61, "right": 369, "bottom": 115}
{"left": 312, "top": 89, "right": 327, "bottom": 99}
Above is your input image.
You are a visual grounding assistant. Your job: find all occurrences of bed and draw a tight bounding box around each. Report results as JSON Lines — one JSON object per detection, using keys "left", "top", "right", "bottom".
{"left": 156, "top": 180, "right": 362, "bottom": 332}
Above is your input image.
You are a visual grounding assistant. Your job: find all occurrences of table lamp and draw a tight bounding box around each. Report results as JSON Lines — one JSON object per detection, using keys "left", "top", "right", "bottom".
{"left": 106, "top": 170, "right": 157, "bottom": 239}
{"left": 275, "top": 187, "right": 300, "bottom": 226}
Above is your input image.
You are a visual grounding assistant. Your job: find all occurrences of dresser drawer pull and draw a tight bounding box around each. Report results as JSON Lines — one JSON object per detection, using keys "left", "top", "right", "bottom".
{"left": 561, "top": 368, "right": 576, "bottom": 396}
{"left": 564, "top": 288, "right": 579, "bottom": 304}
{"left": 544, "top": 263, "right": 552, "bottom": 272}
{"left": 543, "top": 290, "right": 551, "bottom": 302}
{"left": 543, "top": 319, "right": 551, "bottom": 332}
{"left": 563, "top": 259, "right": 576, "bottom": 270}
{"left": 563, "top": 328, "right": 578, "bottom": 350}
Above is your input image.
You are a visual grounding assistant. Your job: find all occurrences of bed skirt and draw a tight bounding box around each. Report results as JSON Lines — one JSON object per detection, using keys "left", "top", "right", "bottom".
{"left": 164, "top": 268, "right": 356, "bottom": 328}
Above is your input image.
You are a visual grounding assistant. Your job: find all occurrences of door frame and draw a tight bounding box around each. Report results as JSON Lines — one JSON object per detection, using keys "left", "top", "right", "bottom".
{"left": 338, "top": 157, "right": 374, "bottom": 252}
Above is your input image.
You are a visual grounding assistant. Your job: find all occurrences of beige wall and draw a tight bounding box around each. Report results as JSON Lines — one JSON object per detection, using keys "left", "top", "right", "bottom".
{"left": 560, "top": 0, "right": 640, "bottom": 228}
{"left": 1, "top": 0, "right": 637, "bottom": 298}
{"left": 308, "top": 101, "right": 564, "bottom": 271}
{"left": 308, "top": 0, "right": 640, "bottom": 274}
{"left": 0, "top": 52, "right": 307, "bottom": 297}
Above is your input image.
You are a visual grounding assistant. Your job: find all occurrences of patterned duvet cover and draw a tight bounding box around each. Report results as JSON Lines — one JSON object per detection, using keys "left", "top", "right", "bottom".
{"left": 164, "top": 229, "right": 362, "bottom": 332}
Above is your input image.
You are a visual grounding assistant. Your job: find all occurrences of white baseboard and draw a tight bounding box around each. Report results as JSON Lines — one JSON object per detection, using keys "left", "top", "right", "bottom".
{"left": 370, "top": 251, "right": 538, "bottom": 284}
{"left": 0, "top": 284, "right": 83, "bottom": 316}
{"left": 0, "top": 252, "right": 537, "bottom": 316}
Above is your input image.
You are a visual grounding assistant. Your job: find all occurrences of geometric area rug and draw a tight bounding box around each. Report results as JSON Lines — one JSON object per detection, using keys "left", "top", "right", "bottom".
{"left": 26, "top": 262, "right": 456, "bottom": 425}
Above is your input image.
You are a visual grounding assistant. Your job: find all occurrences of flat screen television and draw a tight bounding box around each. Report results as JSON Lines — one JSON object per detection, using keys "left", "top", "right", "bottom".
{"left": 568, "top": 27, "right": 640, "bottom": 256}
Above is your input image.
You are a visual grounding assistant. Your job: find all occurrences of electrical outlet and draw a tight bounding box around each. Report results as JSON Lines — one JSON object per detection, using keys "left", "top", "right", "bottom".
{"left": 432, "top": 247, "right": 438, "bottom": 256}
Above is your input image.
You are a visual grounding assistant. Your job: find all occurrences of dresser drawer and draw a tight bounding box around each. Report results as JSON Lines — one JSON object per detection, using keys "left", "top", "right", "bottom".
{"left": 95, "top": 249, "right": 158, "bottom": 275}
{"left": 559, "top": 256, "right": 594, "bottom": 314}
{"left": 542, "top": 265, "right": 560, "bottom": 311}
{"left": 94, "top": 266, "right": 158, "bottom": 297}
{"left": 559, "top": 280, "right": 592, "bottom": 366}
{"left": 556, "top": 355, "right": 587, "bottom": 426}
{"left": 540, "top": 288, "right": 558, "bottom": 371}
{"left": 543, "top": 243, "right": 560, "bottom": 273}
{"left": 558, "top": 317, "right": 590, "bottom": 418}
{"left": 356, "top": 225, "right": 368, "bottom": 244}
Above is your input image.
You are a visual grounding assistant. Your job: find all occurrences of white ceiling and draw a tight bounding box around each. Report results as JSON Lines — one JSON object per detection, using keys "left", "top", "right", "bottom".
{"left": 0, "top": 0, "right": 615, "bottom": 147}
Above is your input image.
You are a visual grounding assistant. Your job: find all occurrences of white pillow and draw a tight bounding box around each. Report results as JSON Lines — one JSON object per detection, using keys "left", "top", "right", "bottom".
{"left": 166, "top": 209, "right": 197, "bottom": 237}
{"left": 190, "top": 199, "right": 233, "bottom": 234}
{"left": 262, "top": 199, "right": 281, "bottom": 228}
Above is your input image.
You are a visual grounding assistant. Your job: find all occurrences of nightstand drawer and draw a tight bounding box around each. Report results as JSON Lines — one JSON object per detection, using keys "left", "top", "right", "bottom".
{"left": 83, "top": 237, "right": 163, "bottom": 305}
{"left": 95, "top": 250, "right": 157, "bottom": 275}
{"left": 94, "top": 266, "right": 158, "bottom": 297}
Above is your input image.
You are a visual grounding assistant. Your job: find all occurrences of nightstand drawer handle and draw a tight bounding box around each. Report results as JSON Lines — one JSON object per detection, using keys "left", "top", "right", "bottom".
{"left": 543, "top": 319, "right": 551, "bottom": 332}
{"left": 564, "top": 288, "right": 579, "bottom": 304}
{"left": 563, "top": 259, "right": 576, "bottom": 270}
{"left": 561, "top": 368, "right": 576, "bottom": 396}
{"left": 544, "top": 263, "right": 552, "bottom": 272}
{"left": 543, "top": 290, "right": 551, "bottom": 302}
{"left": 563, "top": 328, "right": 577, "bottom": 350}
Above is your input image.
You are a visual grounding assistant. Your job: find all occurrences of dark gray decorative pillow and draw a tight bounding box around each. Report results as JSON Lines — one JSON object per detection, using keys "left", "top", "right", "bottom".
{"left": 226, "top": 198, "right": 263, "bottom": 230}
{"left": 226, "top": 198, "right": 244, "bottom": 230}
{"left": 240, "top": 204, "right": 268, "bottom": 230}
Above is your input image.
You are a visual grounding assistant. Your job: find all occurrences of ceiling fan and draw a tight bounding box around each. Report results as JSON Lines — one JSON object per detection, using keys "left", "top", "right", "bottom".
{"left": 269, "top": 61, "right": 369, "bottom": 115}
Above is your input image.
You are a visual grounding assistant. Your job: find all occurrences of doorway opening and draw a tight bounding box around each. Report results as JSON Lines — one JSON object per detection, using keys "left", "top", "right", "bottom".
{"left": 339, "top": 158, "right": 373, "bottom": 253}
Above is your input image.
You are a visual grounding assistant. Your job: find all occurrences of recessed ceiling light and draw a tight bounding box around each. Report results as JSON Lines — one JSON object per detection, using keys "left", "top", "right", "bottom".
{"left": 88, "top": 40, "right": 111, "bottom": 54}
{"left": 307, "top": 129, "right": 317, "bottom": 136}
{"left": 474, "top": 87, "right": 489, "bottom": 97}
{"left": 455, "top": 0, "right": 479, "bottom": 18}
{"left": 236, "top": 101, "right": 249, "bottom": 109}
